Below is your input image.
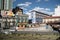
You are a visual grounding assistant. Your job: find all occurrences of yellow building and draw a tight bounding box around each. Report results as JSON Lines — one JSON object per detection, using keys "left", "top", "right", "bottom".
{"left": 7, "top": 10, "right": 14, "bottom": 17}
{"left": 43, "top": 16, "right": 60, "bottom": 23}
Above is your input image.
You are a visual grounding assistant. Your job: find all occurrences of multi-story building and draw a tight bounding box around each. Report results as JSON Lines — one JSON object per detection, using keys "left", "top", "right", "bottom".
{"left": 0, "top": 17, "right": 16, "bottom": 30}
{"left": 0, "top": 0, "right": 4, "bottom": 10}
{"left": 15, "top": 14, "right": 28, "bottom": 30}
{"left": 12, "top": 7, "right": 29, "bottom": 30}
{"left": 0, "top": 0, "right": 13, "bottom": 10}
{"left": 29, "top": 10, "right": 51, "bottom": 23}
{"left": 4, "top": 0, "right": 13, "bottom": 10}
{"left": 0, "top": 6, "right": 29, "bottom": 31}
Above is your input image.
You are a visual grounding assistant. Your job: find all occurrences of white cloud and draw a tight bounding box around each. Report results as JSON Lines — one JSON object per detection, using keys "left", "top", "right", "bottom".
{"left": 45, "top": 8, "right": 50, "bottom": 11}
{"left": 37, "top": 0, "right": 41, "bottom": 2}
{"left": 17, "top": 2, "right": 32, "bottom": 7}
{"left": 32, "top": 7, "right": 52, "bottom": 14}
{"left": 20, "top": 7, "right": 28, "bottom": 10}
{"left": 53, "top": 5, "right": 60, "bottom": 16}
{"left": 33, "top": 7, "right": 44, "bottom": 11}
{"left": 17, "top": 2, "right": 32, "bottom": 11}
{"left": 36, "top": 0, "right": 49, "bottom": 2}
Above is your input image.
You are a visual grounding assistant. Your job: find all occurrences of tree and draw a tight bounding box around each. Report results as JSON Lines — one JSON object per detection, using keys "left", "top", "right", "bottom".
{"left": 12, "top": 6, "right": 23, "bottom": 14}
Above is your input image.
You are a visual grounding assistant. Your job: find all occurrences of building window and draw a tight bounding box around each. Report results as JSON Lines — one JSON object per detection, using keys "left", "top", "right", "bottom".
{"left": 23, "top": 17, "right": 25, "bottom": 22}
{"left": 3, "top": 19, "right": 6, "bottom": 21}
{"left": 19, "top": 20, "right": 21, "bottom": 23}
{"left": 7, "top": 19, "right": 10, "bottom": 22}
{"left": 21, "top": 17, "right": 23, "bottom": 23}
{"left": 56, "top": 18, "right": 59, "bottom": 21}
{"left": 10, "top": 23, "right": 13, "bottom": 26}
{"left": 52, "top": 19, "right": 54, "bottom": 22}
{"left": 25, "top": 17, "right": 28, "bottom": 22}
{"left": 10, "top": 19, "right": 13, "bottom": 22}
{"left": 0, "top": 23, "right": 1, "bottom": 28}
{"left": 36, "top": 18, "right": 42, "bottom": 23}
{"left": 19, "top": 17, "right": 21, "bottom": 22}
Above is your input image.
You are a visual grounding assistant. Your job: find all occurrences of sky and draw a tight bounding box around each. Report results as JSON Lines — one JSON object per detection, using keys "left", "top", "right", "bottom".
{"left": 13, "top": 0, "right": 60, "bottom": 15}
{"left": 53, "top": 6, "right": 60, "bottom": 16}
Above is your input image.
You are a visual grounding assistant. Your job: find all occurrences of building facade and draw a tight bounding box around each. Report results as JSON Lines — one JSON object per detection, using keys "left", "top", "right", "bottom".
{"left": 15, "top": 14, "right": 28, "bottom": 30}
{"left": 43, "top": 16, "right": 60, "bottom": 29}
{"left": 0, "top": 17, "right": 16, "bottom": 29}
{"left": 43, "top": 16, "right": 60, "bottom": 23}
{"left": 12, "top": 7, "right": 29, "bottom": 30}
{"left": 30, "top": 10, "right": 51, "bottom": 23}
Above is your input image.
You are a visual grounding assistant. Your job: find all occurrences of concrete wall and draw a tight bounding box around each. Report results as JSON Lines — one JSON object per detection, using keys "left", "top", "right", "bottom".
{"left": 17, "top": 24, "right": 53, "bottom": 32}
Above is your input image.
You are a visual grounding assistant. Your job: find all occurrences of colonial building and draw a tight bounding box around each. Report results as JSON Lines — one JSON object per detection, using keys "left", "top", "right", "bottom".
{"left": 0, "top": 7, "right": 29, "bottom": 31}
{"left": 15, "top": 14, "right": 28, "bottom": 30}
{"left": 43, "top": 16, "right": 60, "bottom": 31}
{"left": 0, "top": 17, "right": 16, "bottom": 30}
{"left": 13, "top": 7, "right": 29, "bottom": 30}
{"left": 43, "top": 16, "right": 60, "bottom": 23}
{"left": 29, "top": 10, "right": 51, "bottom": 23}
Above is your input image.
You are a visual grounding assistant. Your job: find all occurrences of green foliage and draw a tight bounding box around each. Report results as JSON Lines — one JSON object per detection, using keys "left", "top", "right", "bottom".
{"left": 0, "top": 33, "right": 59, "bottom": 40}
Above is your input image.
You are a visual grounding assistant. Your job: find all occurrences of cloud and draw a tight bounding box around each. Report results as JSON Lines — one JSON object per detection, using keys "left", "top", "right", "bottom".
{"left": 17, "top": 2, "right": 32, "bottom": 11}
{"left": 45, "top": 8, "right": 50, "bottom": 11}
{"left": 53, "top": 5, "right": 60, "bottom": 16}
{"left": 33, "top": 7, "right": 53, "bottom": 15}
{"left": 26, "top": 7, "right": 53, "bottom": 15}
{"left": 26, "top": 7, "right": 53, "bottom": 19}
{"left": 36, "top": 0, "right": 49, "bottom": 2}
{"left": 37, "top": 0, "right": 41, "bottom": 2}
{"left": 20, "top": 7, "right": 28, "bottom": 10}
{"left": 33, "top": 7, "right": 44, "bottom": 11}
{"left": 17, "top": 2, "right": 32, "bottom": 7}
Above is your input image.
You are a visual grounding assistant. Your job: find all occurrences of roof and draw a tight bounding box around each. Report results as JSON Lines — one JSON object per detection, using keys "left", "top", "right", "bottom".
{"left": 44, "top": 16, "right": 60, "bottom": 19}
{"left": 18, "top": 14, "right": 28, "bottom": 17}
{"left": 31, "top": 10, "right": 51, "bottom": 16}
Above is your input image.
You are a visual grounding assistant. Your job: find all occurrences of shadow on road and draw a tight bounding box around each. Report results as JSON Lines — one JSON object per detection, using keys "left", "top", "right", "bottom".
{"left": 56, "top": 37, "right": 60, "bottom": 40}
